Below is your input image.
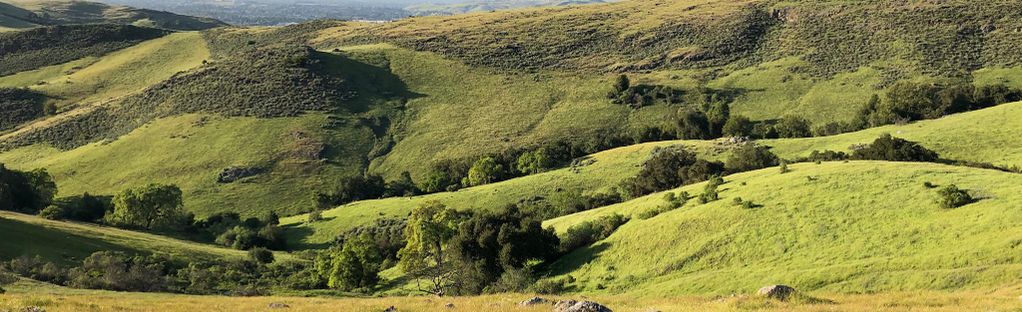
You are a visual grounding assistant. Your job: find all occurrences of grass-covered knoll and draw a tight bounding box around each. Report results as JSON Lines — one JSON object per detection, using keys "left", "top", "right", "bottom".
{"left": 0, "top": 113, "right": 372, "bottom": 217}
{"left": 0, "top": 24, "right": 168, "bottom": 77}
{"left": 2, "top": 0, "right": 226, "bottom": 30}
{"left": 544, "top": 161, "right": 1022, "bottom": 295}
{"left": 763, "top": 100, "right": 1022, "bottom": 169}
{"left": 0, "top": 31, "right": 210, "bottom": 113}
{"left": 0, "top": 210, "right": 246, "bottom": 265}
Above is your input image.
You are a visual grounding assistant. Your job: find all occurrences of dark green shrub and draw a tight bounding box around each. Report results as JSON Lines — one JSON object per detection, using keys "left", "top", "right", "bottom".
{"left": 773, "top": 115, "right": 813, "bottom": 138}
{"left": 938, "top": 184, "right": 973, "bottom": 209}
{"left": 620, "top": 146, "right": 724, "bottom": 197}
{"left": 559, "top": 214, "right": 629, "bottom": 253}
{"left": 851, "top": 134, "right": 939, "bottom": 162}
{"left": 725, "top": 144, "right": 779, "bottom": 173}
{"left": 248, "top": 248, "right": 275, "bottom": 264}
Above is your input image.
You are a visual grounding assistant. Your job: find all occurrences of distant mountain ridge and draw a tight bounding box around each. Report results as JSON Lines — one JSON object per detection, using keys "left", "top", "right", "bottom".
{"left": 0, "top": 0, "right": 226, "bottom": 31}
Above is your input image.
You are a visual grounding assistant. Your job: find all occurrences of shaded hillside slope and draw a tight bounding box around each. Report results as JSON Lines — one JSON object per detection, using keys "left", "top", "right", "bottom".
{"left": 543, "top": 161, "right": 1022, "bottom": 295}
{"left": 0, "top": 24, "right": 169, "bottom": 77}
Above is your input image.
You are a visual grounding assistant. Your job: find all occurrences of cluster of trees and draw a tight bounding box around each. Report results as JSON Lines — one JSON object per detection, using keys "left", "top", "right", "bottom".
{"left": 201, "top": 212, "right": 287, "bottom": 250}
{"left": 850, "top": 134, "right": 940, "bottom": 162}
{"left": 314, "top": 172, "right": 420, "bottom": 210}
{"left": 855, "top": 82, "right": 1022, "bottom": 128}
{"left": 615, "top": 77, "right": 1022, "bottom": 144}
{"left": 0, "top": 163, "right": 57, "bottom": 214}
{"left": 620, "top": 144, "right": 779, "bottom": 198}
{"left": 1, "top": 251, "right": 324, "bottom": 295}
{"left": 607, "top": 75, "right": 687, "bottom": 109}
{"left": 518, "top": 189, "right": 622, "bottom": 220}
{"left": 314, "top": 201, "right": 621, "bottom": 296}
{"left": 17, "top": 178, "right": 288, "bottom": 251}
{"left": 421, "top": 141, "right": 607, "bottom": 193}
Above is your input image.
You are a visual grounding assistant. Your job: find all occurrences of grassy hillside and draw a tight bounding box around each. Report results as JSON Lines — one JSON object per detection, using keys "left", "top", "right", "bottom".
{"left": 1, "top": 0, "right": 226, "bottom": 30}
{"left": 0, "top": 24, "right": 169, "bottom": 77}
{"left": 0, "top": 114, "right": 372, "bottom": 217}
{"left": 318, "top": 0, "right": 1022, "bottom": 74}
{"left": 544, "top": 161, "right": 1022, "bottom": 295}
{"left": 0, "top": 210, "right": 246, "bottom": 264}
{"left": 284, "top": 100, "right": 1022, "bottom": 246}
{"left": 0, "top": 31, "right": 210, "bottom": 112}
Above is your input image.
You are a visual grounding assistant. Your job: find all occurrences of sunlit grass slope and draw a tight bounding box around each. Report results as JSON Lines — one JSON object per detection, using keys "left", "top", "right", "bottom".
{"left": 285, "top": 101, "right": 1022, "bottom": 246}
{"left": 0, "top": 210, "right": 246, "bottom": 265}
{"left": 0, "top": 32, "right": 210, "bottom": 110}
{"left": 0, "top": 113, "right": 373, "bottom": 217}
{"left": 545, "top": 161, "right": 1022, "bottom": 295}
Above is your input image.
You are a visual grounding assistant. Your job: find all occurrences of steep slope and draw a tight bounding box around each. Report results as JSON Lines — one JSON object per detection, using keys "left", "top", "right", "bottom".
{"left": 1, "top": 0, "right": 226, "bottom": 30}
{"left": 0, "top": 31, "right": 210, "bottom": 112}
{"left": 0, "top": 1, "right": 40, "bottom": 31}
{"left": 0, "top": 210, "right": 247, "bottom": 264}
{"left": 0, "top": 24, "right": 170, "bottom": 77}
{"left": 543, "top": 161, "right": 1022, "bottom": 295}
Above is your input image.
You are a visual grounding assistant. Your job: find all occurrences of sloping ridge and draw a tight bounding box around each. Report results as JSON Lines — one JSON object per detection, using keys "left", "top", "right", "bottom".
{"left": 1, "top": 0, "right": 227, "bottom": 30}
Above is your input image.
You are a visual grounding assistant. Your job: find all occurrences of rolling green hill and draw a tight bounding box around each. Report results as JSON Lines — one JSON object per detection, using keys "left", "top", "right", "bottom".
{"left": 283, "top": 100, "right": 1022, "bottom": 246}
{"left": 0, "top": 210, "right": 247, "bottom": 264}
{"left": 543, "top": 161, "right": 1022, "bottom": 295}
{"left": 3, "top": 0, "right": 1022, "bottom": 260}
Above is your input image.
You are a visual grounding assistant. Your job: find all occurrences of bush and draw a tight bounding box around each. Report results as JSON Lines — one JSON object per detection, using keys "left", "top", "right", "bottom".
{"left": 697, "top": 176, "right": 724, "bottom": 204}
{"left": 559, "top": 214, "right": 629, "bottom": 253}
{"left": 39, "top": 205, "right": 64, "bottom": 220}
{"left": 725, "top": 144, "right": 779, "bottom": 173}
{"left": 248, "top": 248, "right": 275, "bottom": 264}
{"left": 773, "top": 115, "right": 813, "bottom": 138}
{"left": 722, "top": 115, "right": 755, "bottom": 137}
{"left": 938, "top": 184, "right": 973, "bottom": 209}
{"left": 620, "top": 146, "right": 725, "bottom": 197}
{"left": 851, "top": 134, "right": 939, "bottom": 162}
{"left": 530, "top": 278, "right": 567, "bottom": 295}
{"left": 465, "top": 156, "right": 504, "bottom": 186}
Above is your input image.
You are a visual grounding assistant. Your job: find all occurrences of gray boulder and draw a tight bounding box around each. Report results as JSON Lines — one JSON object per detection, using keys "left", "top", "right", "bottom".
{"left": 559, "top": 301, "right": 612, "bottom": 312}
{"left": 267, "top": 302, "right": 290, "bottom": 309}
{"left": 520, "top": 297, "right": 549, "bottom": 306}
{"left": 553, "top": 300, "right": 578, "bottom": 312}
{"left": 758, "top": 285, "right": 796, "bottom": 301}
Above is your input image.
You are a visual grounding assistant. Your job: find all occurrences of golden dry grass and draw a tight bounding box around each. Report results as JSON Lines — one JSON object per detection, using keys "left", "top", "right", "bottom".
{"left": 2, "top": 282, "right": 1022, "bottom": 312}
